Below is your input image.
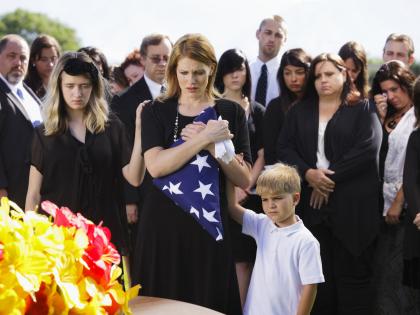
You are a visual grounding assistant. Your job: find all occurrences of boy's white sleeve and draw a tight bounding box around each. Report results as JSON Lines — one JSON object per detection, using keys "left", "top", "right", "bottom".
{"left": 242, "top": 209, "right": 261, "bottom": 239}
{"left": 299, "top": 239, "right": 325, "bottom": 285}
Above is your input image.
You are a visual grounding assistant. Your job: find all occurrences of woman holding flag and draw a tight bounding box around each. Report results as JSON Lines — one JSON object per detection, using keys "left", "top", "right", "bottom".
{"left": 132, "top": 33, "right": 251, "bottom": 314}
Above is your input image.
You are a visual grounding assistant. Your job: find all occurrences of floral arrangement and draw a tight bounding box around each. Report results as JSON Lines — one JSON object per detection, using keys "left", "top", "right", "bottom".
{"left": 0, "top": 198, "right": 140, "bottom": 314}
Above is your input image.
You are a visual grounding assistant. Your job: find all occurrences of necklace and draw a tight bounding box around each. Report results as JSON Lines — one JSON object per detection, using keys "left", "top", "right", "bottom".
{"left": 386, "top": 106, "right": 411, "bottom": 130}
{"left": 173, "top": 104, "right": 179, "bottom": 142}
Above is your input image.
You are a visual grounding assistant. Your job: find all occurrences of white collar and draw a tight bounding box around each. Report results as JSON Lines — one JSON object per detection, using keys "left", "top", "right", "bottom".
{"left": 0, "top": 74, "right": 24, "bottom": 94}
{"left": 254, "top": 56, "right": 280, "bottom": 72}
{"left": 269, "top": 215, "right": 303, "bottom": 235}
{"left": 144, "top": 74, "right": 163, "bottom": 100}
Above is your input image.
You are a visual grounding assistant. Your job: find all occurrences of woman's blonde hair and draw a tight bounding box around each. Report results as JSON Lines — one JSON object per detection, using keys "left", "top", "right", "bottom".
{"left": 256, "top": 163, "right": 301, "bottom": 196}
{"left": 43, "top": 51, "right": 109, "bottom": 135}
{"left": 161, "top": 33, "right": 219, "bottom": 101}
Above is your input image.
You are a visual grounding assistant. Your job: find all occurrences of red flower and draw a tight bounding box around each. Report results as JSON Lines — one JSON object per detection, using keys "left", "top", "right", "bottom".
{"left": 83, "top": 223, "right": 120, "bottom": 286}
{"left": 41, "top": 201, "right": 92, "bottom": 231}
{"left": 0, "top": 242, "right": 4, "bottom": 261}
{"left": 41, "top": 201, "right": 121, "bottom": 287}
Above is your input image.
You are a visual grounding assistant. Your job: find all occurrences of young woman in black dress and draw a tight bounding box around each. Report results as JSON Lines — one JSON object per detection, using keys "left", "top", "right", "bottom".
{"left": 133, "top": 34, "right": 251, "bottom": 315}
{"left": 263, "top": 48, "right": 311, "bottom": 166}
{"left": 214, "top": 48, "right": 265, "bottom": 305}
{"left": 338, "top": 41, "right": 369, "bottom": 101}
{"left": 278, "top": 53, "right": 382, "bottom": 315}
{"left": 25, "top": 52, "right": 145, "bottom": 252}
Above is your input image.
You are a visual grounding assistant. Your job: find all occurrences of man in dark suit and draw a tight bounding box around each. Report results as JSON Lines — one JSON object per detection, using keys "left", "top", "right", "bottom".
{"left": 111, "top": 34, "right": 172, "bottom": 245}
{"left": 0, "top": 34, "right": 42, "bottom": 208}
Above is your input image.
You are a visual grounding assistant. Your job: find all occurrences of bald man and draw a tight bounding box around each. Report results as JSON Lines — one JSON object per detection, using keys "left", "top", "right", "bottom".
{"left": 0, "top": 34, "right": 42, "bottom": 207}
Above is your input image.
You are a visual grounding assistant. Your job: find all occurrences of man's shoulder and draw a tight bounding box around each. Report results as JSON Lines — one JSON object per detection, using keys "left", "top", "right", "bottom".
{"left": 112, "top": 77, "right": 152, "bottom": 105}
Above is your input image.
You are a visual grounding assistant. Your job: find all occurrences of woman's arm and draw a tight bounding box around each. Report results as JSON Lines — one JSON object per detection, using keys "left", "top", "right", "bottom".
{"left": 296, "top": 284, "right": 317, "bottom": 315}
{"left": 145, "top": 119, "right": 233, "bottom": 178}
{"left": 250, "top": 149, "right": 264, "bottom": 188}
{"left": 385, "top": 187, "right": 405, "bottom": 224}
{"left": 123, "top": 103, "right": 146, "bottom": 186}
{"left": 25, "top": 166, "right": 43, "bottom": 212}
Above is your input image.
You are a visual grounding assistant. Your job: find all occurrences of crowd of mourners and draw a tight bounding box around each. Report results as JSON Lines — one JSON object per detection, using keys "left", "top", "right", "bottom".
{"left": 1, "top": 14, "right": 420, "bottom": 315}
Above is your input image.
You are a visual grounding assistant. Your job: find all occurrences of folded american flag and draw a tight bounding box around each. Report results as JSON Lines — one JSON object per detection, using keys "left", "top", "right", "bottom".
{"left": 153, "top": 107, "right": 224, "bottom": 241}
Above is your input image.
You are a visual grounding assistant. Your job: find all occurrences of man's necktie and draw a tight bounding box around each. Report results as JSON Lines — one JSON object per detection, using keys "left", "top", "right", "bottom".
{"left": 16, "top": 88, "right": 24, "bottom": 101}
{"left": 255, "top": 64, "right": 268, "bottom": 106}
{"left": 160, "top": 85, "right": 166, "bottom": 94}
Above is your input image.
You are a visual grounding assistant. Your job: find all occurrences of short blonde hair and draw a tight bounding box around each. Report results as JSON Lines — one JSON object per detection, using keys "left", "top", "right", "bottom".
{"left": 256, "top": 163, "right": 301, "bottom": 196}
{"left": 259, "top": 15, "right": 288, "bottom": 39}
{"left": 384, "top": 33, "right": 415, "bottom": 57}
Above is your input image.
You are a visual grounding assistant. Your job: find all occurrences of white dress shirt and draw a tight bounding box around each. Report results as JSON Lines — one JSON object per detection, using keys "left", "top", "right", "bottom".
{"left": 144, "top": 74, "right": 164, "bottom": 100}
{"left": 383, "top": 107, "right": 416, "bottom": 215}
{"left": 250, "top": 57, "right": 280, "bottom": 105}
{"left": 0, "top": 75, "right": 42, "bottom": 126}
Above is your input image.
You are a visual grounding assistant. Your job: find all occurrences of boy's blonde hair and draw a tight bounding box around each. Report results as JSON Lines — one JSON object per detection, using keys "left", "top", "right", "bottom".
{"left": 256, "top": 163, "right": 301, "bottom": 196}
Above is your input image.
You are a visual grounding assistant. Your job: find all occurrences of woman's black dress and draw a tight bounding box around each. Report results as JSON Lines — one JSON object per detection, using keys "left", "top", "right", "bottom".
{"left": 133, "top": 98, "right": 250, "bottom": 315}
{"left": 31, "top": 116, "right": 130, "bottom": 252}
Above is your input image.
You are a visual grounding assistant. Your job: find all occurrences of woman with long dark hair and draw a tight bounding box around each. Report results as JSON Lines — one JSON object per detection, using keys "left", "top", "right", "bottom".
{"left": 263, "top": 48, "right": 311, "bottom": 165}
{"left": 370, "top": 61, "right": 420, "bottom": 314}
{"left": 214, "top": 48, "right": 265, "bottom": 305}
{"left": 24, "top": 34, "right": 61, "bottom": 99}
{"left": 278, "top": 53, "right": 382, "bottom": 315}
{"left": 338, "top": 41, "right": 369, "bottom": 100}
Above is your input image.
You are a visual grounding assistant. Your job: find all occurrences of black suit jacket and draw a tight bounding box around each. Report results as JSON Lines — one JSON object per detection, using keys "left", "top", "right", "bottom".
{"left": 111, "top": 77, "right": 153, "bottom": 205}
{"left": 278, "top": 99, "right": 382, "bottom": 256}
{"left": 0, "top": 79, "right": 41, "bottom": 208}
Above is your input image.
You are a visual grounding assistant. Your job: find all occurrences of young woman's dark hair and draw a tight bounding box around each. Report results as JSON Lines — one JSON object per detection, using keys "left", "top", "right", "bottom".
{"left": 371, "top": 60, "right": 416, "bottom": 118}
{"left": 25, "top": 34, "right": 61, "bottom": 98}
{"left": 304, "top": 53, "right": 352, "bottom": 104}
{"left": 277, "top": 48, "right": 311, "bottom": 111}
{"left": 338, "top": 41, "right": 369, "bottom": 98}
{"left": 214, "top": 49, "right": 251, "bottom": 100}
{"left": 77, "top": 46, "right": 110, "bottom": 80}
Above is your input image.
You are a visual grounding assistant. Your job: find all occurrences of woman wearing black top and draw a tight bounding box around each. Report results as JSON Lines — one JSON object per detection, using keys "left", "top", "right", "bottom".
{"left": 25, "top": 52, "right": 145, "bottom": 252}
{"left": 214, "top": 48, "right": 265, "bottom": 306}
{"left": 133, "top": 34, "right": 251, "bottom": 315}
{"left": 278, "top": 53, "right": 382, "bottom": 315}
{"left": 263, "top": 48, "right": 311, "bottom": 166}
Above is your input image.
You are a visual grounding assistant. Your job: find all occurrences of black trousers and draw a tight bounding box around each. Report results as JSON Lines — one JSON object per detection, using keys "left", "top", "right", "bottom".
{"left": 310, "top": 224, "right": 376, "bottom": 315}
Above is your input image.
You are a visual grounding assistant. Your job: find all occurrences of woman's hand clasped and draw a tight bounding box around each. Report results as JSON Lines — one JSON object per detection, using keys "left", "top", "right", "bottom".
{"left": 180, "top": 119, "right": 233, "bottom": 156}
{"left": 305, "top": 168, "right": 335, "bottom": 196}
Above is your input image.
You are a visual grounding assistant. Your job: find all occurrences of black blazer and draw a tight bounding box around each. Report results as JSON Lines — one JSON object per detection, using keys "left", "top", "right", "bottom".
{"left": 278, "top": 99, "right": 382, "bottom": 256}
{"left": 263, "top": 96, "right": 286, "bottom": 165}
{"left": 110, "top": 76, "right": 153, "bottom": 205}
{"left": 0, "top": 79, "right": 41, "bottom": 208}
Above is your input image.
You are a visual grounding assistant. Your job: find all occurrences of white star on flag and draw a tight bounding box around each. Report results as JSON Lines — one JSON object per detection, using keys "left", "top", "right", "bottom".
{"left": 194, "top": 181, "right": 215, "bottom": 200}
{"left": 190, "top": 154, "right": 211, "bottom": 172}
{"left": 190, "top": 206, "right": 200, "bottom": 218}
{"left": 202, "top": 208, "right": 219, "bottom": 222}
{"left": 216, "top": 227, "right": 223, "bottom": 241}
{"left": 162, "top": 181, "right": 183, "bottom": 195}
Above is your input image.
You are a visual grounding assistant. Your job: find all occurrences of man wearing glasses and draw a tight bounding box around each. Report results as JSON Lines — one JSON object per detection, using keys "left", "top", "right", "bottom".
{"left": 111, "top": 33, "right": 172, "bottom": 259}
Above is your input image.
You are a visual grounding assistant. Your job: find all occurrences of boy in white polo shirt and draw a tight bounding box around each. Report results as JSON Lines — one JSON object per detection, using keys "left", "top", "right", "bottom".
{"left": 227, "top": 163, "right": 324, "bottom": 315}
